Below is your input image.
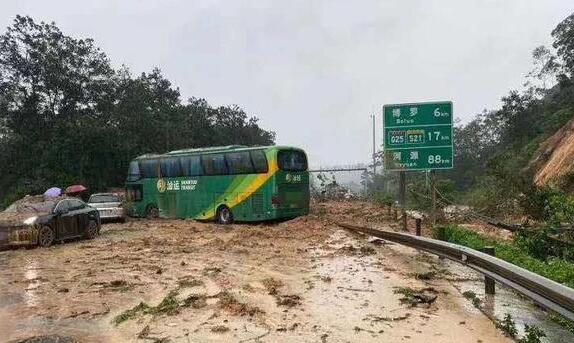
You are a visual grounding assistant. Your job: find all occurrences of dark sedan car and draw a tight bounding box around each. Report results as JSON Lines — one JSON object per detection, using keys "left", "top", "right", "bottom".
{"left": 0, "top": 196, "right": 101, "bottom": 248}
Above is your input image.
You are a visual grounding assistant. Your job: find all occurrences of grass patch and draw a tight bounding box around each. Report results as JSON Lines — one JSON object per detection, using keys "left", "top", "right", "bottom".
{"left": 393, "top": 287, "right": 438, "bottom": 306}
{"left": 549, "top": 311, "right": 574, "bottom": 334}
{"left": 177, "top": 278, "right": 203, "bottom": 288}
{"left": 114, "top": 290, "right": 181, "bottom": 325}
{"left": 414, "top": 271, "right": 437, "bottom": 280}
{"left": 152, "top": 290, "right": 180, "bottom": 316}
{"left": 497, "top": 313, "right": 518, "bottom": 338}
{"left": 114, "top": 302, "right": 151, "bottom": 325}
{"left": 276, "top": 294, "right": 301, "bottom": 307}
{"left": 261, "top": 277, "right": 283, "bottom": 295}
{"left": 211, "top": 325, "right": 230, "bottom": 333}
{"left": 217, "top": 291, "right": 264, "bottom": 316}
{"left": 183, "top": 294, "right": 207, "bottom": 309}
{"left": 433, "top": 225, "right": 574, "bottom": 288}
{"left": 462, "top": 290, "right": 482, "bottom": 308}
{"left": 520, "top": 324, "right": 546, "bottom": 343}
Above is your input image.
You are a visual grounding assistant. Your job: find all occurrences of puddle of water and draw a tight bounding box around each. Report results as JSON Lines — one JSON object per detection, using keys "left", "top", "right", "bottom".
{"left": 23, "top": 260, "right": 39, "bottom": 307}
{"left": 302, "top": 230, "right": 512, "bottom": 342}
{"left": 0, "top": 292, "right": 24, "bottom": 308}
{"left": 444, "top": 259, "right": 574, "bottom": 342}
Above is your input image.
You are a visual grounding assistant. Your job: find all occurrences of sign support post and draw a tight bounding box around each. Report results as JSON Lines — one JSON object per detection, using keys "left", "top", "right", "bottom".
{"left": 400, "top": 171, "right": 407, "bottom": 231}
{"left": 383, "top": 101, "right": 453, "bottom": 229}
{"left": 430, "top": 170, "right": 436, "bottom": 226}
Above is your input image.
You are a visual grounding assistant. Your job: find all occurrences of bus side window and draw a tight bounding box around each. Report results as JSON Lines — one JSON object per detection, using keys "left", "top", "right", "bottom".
{"left": 226, "top": 152, "right": 254, "bottom": 174}
{"left": 140, "top": 159, "right": 159, "bottom": 178}
{"left": 250, "top": 150, "right": 269, "bottom": 173}
{"left": 202, "top": 154, "right": 228, "bottom": 175}
{"left": 161, "top": 157, "right": 182, "bottom": 177}
{"left": 181, "top": 155, "right": 203, "bottom": 176}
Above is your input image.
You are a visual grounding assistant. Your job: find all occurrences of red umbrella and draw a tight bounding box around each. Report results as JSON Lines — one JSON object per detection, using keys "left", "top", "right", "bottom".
{"left": 65, "top": 184, "right": 87, "bottom": 195}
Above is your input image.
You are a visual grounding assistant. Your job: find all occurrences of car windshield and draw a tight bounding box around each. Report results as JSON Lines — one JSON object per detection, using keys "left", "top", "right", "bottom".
{"left": 89, "top": 194, "right": 120, "bottom": 203}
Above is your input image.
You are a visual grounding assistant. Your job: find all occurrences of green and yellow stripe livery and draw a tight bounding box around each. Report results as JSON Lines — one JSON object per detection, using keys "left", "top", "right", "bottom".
{"left": 125, "top": 146, "right": 309, "bottom": 222}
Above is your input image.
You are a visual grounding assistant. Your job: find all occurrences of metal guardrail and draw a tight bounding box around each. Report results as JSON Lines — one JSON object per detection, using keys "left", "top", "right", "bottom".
{"left": 337, "top": 222, "right": 574, "bottom": 321}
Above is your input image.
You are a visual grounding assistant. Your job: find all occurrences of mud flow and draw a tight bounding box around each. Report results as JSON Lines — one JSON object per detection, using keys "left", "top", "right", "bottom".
{"left": 0, "top": 201, "right": 556, "bottom": 342}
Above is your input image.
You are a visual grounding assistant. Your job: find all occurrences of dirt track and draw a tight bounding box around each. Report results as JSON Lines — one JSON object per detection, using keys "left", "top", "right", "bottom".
{"left": 0, "top": 201, "right": 512, "bottom": 342}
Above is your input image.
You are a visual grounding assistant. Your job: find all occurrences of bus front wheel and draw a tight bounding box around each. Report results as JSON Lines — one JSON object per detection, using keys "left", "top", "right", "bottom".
{"left": 216, "top": 205, "right": 233, "bottom": 225}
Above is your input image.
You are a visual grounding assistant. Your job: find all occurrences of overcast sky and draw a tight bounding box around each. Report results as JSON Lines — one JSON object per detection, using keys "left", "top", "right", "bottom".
{"left": 1, "top": 1, "right": 573, "bottom": 167}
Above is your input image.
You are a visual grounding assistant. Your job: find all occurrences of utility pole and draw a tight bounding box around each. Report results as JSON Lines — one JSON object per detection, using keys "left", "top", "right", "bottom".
{"left": 371, "top": 114, "right": 376, "bottom": 176}
{"left": 430, "top": 170, "right": 437, "bottom": 226}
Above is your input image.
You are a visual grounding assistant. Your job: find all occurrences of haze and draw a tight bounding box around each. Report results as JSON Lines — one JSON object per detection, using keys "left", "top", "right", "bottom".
{"left": 1, "top": 0, "right": 572, "bottom": 167}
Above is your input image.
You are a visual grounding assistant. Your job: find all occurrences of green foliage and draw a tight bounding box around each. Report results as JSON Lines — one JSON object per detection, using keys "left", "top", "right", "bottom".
{"left": 407, "top": 177, "right": 456, "bottom": 211}
{"left": 519, "top": 324, "right": 546, "bottom": 343}
{"left": 513, "top": 227, "right": 559, "bottom": 260}
{"left": 553, "top": 12, "right": 574, "bottom": 76}
{"left": 462, "top": 290, "right": 482, "bottom": 308}
{"left": 0, "top": 16, "right": 275, "bottom": 206}
{"left": 548, "top": 311, "right": 574, "bottom": 334}
{"left": 446, "top": 12, "right": 574, "bottom": 217}
{"left": 497, "top": 313, "right": 518, "bottom": 338}
{"left": 521, "top": 186, "right": 574, "bottom": 225}
{"left": 521, "top": 186, "right": 562, "bottom": 221}
{"left": 372, "top": 192, "right": 395, "bottom": 206}
{"left": 393, "top": 287, "right": 437, "bottom": 306}
{"left": 433, "top": 225, "right": 574, "bottom": 288}
{"left": 113, "top": 290, "right": 181, "bottom": 325}
{"left": 114, "top": 302, "right": 150, "bottom": 325}
{"left": 546, "top": 191, "right": 574, "bottom": 226}
{"left": 153, "top": 290, "right": 181, "bottom": 316}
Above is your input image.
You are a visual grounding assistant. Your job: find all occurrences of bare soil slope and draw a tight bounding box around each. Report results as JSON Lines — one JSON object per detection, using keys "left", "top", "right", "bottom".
{"left": 531, "top": 117, "right": 574, "bottom": 186}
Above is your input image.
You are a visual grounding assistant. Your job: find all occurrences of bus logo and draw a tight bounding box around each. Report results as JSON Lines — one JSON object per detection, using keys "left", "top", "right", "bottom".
{"left": 157, "top": 179, "right": 167, "bottom": 193}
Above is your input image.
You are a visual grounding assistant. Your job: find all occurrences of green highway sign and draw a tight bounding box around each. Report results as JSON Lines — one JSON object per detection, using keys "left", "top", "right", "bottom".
{"left": 383, "top": 101, "right": 453, "bottom": 171}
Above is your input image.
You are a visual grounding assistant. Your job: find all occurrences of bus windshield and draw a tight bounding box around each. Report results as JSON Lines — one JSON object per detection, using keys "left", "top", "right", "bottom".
{"left": 278, "top": 150, "right": 307, "bottom": 171}
{"left": 127, "top": 161, "right": 141, "bottom": 181}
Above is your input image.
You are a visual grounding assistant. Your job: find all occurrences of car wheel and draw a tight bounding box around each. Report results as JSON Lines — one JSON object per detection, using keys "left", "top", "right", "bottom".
{"left": 86, "top": 220, "right": 99, "bottom": 239}
{"left": 146, "top": 205, "right": 159, "bottom": 219}
{"left": 216, "top": 205, "right": 233, "bottom": 224}
{"left": 38, "top": 226, "right": 55, "bottom": 247}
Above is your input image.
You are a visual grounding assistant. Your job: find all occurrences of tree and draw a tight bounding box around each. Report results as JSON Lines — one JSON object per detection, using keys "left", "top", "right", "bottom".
{"left": 552, "top": 12, "right": 574, "bottom": 76}
{"left": 526, "top": 45, "right": 559, "bottom": 93}
{"left": 0, "top": 16, "right": 275, "bottom": 207}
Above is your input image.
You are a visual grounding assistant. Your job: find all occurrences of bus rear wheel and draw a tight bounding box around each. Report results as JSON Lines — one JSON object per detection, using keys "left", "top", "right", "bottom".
{"left": 216, "top": 205, "right": 233, "bottom": 224}
{"left": 146, "top": 205, "right": 159, "bottom": 219}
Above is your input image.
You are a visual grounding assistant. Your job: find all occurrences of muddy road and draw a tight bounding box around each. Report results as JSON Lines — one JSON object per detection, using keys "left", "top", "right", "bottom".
{"left": 1, "top": 201, "right": 516, "bottom": 342}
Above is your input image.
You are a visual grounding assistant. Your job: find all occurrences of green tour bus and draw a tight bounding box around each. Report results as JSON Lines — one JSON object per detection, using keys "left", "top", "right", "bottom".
{"left": 125, "top": 145, "right": 309, "bottom": 223}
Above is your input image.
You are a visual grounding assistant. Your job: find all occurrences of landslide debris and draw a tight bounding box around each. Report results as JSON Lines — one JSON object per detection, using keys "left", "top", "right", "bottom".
{"left": 393, "top": 287, "right": 438, "bottom": 307}
{"left": 531, "top": 117, "right": 574, "bottom": 187}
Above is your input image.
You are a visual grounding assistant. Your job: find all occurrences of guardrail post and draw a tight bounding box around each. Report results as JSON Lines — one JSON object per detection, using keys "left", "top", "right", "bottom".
{"left": 415, "top": 218, "right": 422, "bottom": 236}
{"left": 481, "top": 246, "right": 496, "bottom": 295}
